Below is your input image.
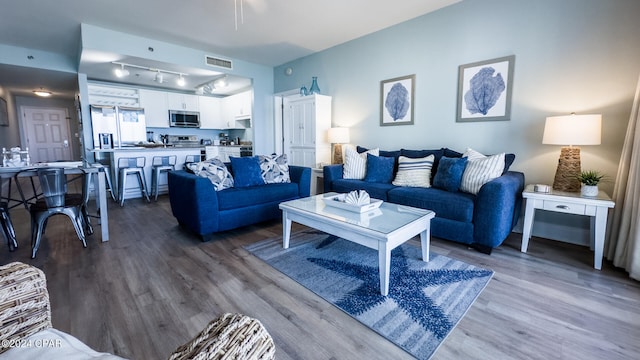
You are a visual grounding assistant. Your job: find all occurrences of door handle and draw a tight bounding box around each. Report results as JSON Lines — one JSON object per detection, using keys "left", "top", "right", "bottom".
{"left": 63, "top": 140, "right": 69, "bottom": 148}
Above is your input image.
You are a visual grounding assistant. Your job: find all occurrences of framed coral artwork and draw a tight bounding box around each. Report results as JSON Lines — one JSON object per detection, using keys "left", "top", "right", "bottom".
{"left": 457, "top": 55, "right": 515, "bottom": 122}
{"left": 380, "top": 74, "right": 415, "bottom": 126}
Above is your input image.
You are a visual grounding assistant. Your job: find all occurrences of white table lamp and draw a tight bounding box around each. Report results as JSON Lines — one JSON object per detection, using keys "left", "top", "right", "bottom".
{"left": 542, "top": 113, "right": 601, "bottom": 192}
{"left": 327, "top": 127, "right": 350, "bottom": 164}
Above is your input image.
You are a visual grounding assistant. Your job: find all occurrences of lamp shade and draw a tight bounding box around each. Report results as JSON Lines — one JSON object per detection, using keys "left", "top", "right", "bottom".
{"left": 542, "top": 114, "right": 601, "bottom": 146}
{"left": 327, "top": 127, "right": 350, "bottom": 144}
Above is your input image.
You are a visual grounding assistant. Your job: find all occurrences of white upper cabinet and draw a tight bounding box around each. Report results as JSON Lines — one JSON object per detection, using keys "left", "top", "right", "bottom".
{"left": 88, "top": 83, "right": 140, "bottom": 107}
{"left": 167, "top": 93, "right": 199, "bottom": 112}
{"left": 138, "top": 89, "right": 169, "bottom": 128}
{"left": 222, "top": 90, "right": 252, "bottom": 128}
{"left": 199, "top": 96, "right": 224, "bottom": 129}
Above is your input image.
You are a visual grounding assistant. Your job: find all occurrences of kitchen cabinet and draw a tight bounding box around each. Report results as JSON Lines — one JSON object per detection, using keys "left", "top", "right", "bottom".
{"left": 167, "top": 93, "right": 199, "bottom": 111}
{"left": 220, "top": 146, "right": 241, "bottom": 162}
{"left": 283, "top": 94, "right": 331, "bottom": 168}
{"left": 222, "top": 90, "right": 252, "bottom": 129}
{"left": 206, "top": 146, "right": 240, "bottom": 162}
{"left": 199, "top": 96, "right": 224, "bottom": 129}
{"left": 138, "top": 89, "right": 169, "bottom": 127}
{"left": 88, "top": 83, "right": 140, "bottom": 107}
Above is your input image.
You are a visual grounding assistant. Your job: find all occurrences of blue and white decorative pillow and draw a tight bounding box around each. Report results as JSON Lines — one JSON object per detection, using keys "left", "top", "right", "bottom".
{"left": 186, "top": 157, "right": 234, "bottom": 191}
{"left": 392, "top": 155, "right": 435, "bottom": 188}
{"left": 459, "top": 148, "right": 505, "bottom": 195}
{"left": 258, "top": 154, "right": 291, "bottom": 184}
{"left": 343, "top": 147, "right": 379, "bottom": 180}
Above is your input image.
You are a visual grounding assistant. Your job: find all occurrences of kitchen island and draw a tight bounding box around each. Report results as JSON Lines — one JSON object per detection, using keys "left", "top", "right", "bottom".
{"left": 92, "top": 146, "right": 203, "bottom": 201}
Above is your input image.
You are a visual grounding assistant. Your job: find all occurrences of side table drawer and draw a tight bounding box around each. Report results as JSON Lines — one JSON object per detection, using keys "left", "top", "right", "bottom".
{"left": 543, "top": 200, "right": 586, "bottom": 215}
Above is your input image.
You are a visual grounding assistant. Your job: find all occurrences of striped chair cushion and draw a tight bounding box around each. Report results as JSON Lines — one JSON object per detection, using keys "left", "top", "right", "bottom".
{"left": 460, "top": 148, "right": 505, "bottom": 195}
{"left": 392, "top": 155, "right": 435, "bottom": 188}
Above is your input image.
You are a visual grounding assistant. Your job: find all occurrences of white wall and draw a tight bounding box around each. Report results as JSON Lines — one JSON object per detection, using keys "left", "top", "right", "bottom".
{"left": 274, "top": 0, "right": 640, "bottom": 244}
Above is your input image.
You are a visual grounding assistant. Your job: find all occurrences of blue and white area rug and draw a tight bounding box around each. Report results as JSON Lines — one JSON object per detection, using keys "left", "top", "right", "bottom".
{"left": 245, "top": 230, "right": 494, "bottom": 360}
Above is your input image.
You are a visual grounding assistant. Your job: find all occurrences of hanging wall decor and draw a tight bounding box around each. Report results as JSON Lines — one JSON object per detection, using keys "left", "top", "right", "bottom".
{"left": 380, "top": 74, "right": 415, "bottom": 126}
{"left": 457, "top": 55, "right": 515, "bottom": 122}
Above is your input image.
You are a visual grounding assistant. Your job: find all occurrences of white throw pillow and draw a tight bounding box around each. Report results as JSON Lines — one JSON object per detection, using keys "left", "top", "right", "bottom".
{"left": 459, "top": 148, "right": 505, "bottom": 195}
{"left": 186, "top": 157, "right": 235, "bottom": 191}
{"left": 392, "top": 155, "right": 435, "bottom": 188}
{"left": 343, "top": 147, "right": 379, "bottom": 180}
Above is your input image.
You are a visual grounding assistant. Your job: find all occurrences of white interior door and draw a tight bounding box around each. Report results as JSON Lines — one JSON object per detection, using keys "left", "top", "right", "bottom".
{"left": 22, "top": 106, "right": 72, "bottom": 163}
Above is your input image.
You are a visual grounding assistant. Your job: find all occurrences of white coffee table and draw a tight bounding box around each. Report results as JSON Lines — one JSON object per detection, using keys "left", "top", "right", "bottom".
{"left": 279, "top": 193, "right": 435, "bottom": 296}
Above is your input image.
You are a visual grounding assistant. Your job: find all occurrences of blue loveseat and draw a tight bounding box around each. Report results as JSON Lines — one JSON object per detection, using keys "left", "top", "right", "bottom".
{"left": 323, "top": 147, "right": 525, "bottom": 253}
{"left": 168, "top": 165, "right": 311, "bottom": 240}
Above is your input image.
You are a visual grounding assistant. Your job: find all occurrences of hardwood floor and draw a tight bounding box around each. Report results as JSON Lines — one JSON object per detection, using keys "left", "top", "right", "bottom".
{"left": 1, "top": 196, "right": 639, "bottom": 360}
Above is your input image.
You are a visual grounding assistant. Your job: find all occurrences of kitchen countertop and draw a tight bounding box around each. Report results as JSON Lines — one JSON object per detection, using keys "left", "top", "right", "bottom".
{"left": 90, "top": 144, "right": 248, "bottom": 152}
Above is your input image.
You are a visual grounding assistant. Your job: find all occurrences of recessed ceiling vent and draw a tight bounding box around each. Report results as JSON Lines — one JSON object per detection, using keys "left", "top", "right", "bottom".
{"left": 205, "top": 55, "right": 233, "bottom": 70}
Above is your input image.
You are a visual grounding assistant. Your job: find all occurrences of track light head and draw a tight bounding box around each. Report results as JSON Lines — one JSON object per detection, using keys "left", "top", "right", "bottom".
{"left": 114, "top": 64, "right": 130, "bottom": 78}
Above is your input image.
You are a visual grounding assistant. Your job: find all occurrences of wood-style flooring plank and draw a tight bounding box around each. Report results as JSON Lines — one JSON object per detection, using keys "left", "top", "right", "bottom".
{"left": 0, "top": 196, "right": 638, "bottom": 360}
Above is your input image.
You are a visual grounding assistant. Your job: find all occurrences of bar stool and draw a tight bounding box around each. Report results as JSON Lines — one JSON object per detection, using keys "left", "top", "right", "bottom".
{"left": 86, "top": 163, "right": 116, "bottom": 202}
{"left": 117, "top": 157, "right": 150, "bottom": 206}
{"left": 0, "top": 202, "right": 17, "bottom": 251}
{"left": 185, "top": 154, "right": 200, "bottom": 163}
{"left": 151, "top": 155, "right": 176, "bottom": 201}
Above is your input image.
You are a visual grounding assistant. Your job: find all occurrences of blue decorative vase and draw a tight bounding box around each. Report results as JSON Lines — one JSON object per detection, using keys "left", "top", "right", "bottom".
{"left": 309, "top": 76, "right": 320, "bottom": 95}
{"left": 300, "top": 85, "right": 308, "bottom": 96}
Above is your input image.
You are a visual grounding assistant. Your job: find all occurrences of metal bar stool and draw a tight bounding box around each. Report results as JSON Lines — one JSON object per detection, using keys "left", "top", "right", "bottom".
{"left": 117, "top": 157, "right": 150, "bottom": 206}
{"left": 151, "top": 155, "right": 176, "bottom": 201}
{"left": 185, "top": 154, "right": 201, "bottom": 163}
{"left": 86, "top": 163, "right": 116, "bottom": 202}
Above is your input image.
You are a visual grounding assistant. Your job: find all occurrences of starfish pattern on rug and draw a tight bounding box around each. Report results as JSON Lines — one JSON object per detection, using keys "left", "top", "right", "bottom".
{"left": 308, "top": 239, "right": 492, "bottom": 340}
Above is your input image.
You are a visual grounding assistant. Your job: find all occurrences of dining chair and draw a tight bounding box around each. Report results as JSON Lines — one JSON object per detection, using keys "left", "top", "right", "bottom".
{"left": 0, "top": 202, "right": 17, "bottom": 251}
{"left": 22, "top": 168, "right": 91, "bottom": 258}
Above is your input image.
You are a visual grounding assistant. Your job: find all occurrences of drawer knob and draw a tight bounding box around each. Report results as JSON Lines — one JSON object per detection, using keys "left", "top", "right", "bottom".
{"left": 556, "top": 205, "right": 570, "bottom": 210}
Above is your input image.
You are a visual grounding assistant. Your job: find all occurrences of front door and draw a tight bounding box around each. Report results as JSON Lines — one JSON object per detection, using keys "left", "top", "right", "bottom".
{"left": 22, "top": 106, "right": 72, "bottom": 163}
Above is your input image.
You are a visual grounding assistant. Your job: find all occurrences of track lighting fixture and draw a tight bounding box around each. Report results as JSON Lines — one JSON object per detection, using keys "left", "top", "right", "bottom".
{"left": 176, "top": 74, "right": 186, "bottom": 87}
{"left": 155, "top": 71, "right": 164, "bottom": 84}
{"left": 111, "top": 62, "right": 188, "bottom": 86}
{"left": 213, "top": 76, "right": 228, "bottom": 89}
{"left": 114, "top": 63, "right": 130, "bottom": 78}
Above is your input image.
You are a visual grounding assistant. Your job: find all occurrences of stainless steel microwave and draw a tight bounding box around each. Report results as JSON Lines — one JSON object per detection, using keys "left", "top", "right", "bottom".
{"left": 169, "top": 110, "right": 200, "bottom": 128}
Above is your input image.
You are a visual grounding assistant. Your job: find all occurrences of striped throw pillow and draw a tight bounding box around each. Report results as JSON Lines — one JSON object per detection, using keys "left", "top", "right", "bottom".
{"left": 392, "top": 155, "right": 435, "bottom": 188}
{"left": 343, "top": 147, "right": 379, "bottom": 179}
{"left": 459, "top": 148, "right": 505, "bottom": 195}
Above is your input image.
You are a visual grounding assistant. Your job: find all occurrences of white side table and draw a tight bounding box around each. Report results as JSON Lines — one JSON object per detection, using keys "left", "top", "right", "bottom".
{"left": 521, "top": 185, "right": 615, "bottom": 270}
{"left": 311, "top": 168, "right": 324, "bottom": 195}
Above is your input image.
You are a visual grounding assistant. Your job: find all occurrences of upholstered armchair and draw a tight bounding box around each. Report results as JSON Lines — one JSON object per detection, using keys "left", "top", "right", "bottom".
{"left": 0, "top": 262, "right": 275, "bottom": 359}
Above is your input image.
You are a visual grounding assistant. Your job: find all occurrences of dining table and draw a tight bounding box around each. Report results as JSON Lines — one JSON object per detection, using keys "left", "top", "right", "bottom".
{"left": 0, "top": 161, "right": 110, "bottom": 242}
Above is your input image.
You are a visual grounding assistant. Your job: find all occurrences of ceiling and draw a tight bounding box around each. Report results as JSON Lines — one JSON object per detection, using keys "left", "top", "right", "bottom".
{"left": 0, "top": 0, "right": 460, "bottom": 99}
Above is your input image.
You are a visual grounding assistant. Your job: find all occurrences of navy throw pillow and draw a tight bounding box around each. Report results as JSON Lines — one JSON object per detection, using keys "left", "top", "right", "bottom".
{"left": 364, "top": 153, "right": 395, "bottom": 183}
{"left": 433, "top": 156, "right": 468, "bottom": 192}
{"left": 229, "top": 156, "right": 265, "bottom": 187}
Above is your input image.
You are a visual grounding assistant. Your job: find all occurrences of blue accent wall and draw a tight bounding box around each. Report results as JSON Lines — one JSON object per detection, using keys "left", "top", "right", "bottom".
{"left": 274, "top": 0, "right": 640, "bottom": 244}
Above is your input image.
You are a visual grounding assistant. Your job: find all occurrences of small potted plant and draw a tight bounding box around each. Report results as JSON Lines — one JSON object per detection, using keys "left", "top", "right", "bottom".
{"left": 577, "top": 170, "right": 605, "bottom": 197}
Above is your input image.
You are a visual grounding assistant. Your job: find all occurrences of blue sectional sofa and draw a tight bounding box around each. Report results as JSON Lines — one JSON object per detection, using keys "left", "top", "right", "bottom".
{"left": 323, "top": 147, "right": 525, "bottom": 253}
{"left": 168, "top": 165, "right": 311, "bottom": 240}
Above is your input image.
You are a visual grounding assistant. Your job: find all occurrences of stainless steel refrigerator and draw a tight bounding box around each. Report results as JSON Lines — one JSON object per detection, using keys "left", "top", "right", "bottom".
{"left": 90, "top": 105, "right": 146, "bottom": 148}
